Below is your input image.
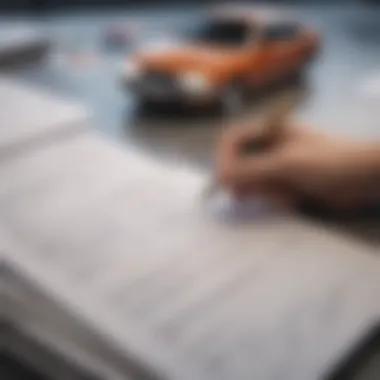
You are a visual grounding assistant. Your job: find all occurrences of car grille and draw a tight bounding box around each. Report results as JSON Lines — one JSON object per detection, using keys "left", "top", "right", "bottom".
{"left": 141, "top": 70, "right": 178, "bottom": 90}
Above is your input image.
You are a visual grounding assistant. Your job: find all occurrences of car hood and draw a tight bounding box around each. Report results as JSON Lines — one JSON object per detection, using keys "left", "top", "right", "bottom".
{"left": 134, "top": 43, "right": 239, "bottom": 73}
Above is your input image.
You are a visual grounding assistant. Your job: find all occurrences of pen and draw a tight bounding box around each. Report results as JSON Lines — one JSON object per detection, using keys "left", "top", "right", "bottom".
{"left": 202, "top": 94, "right": 297, "bottom": 201}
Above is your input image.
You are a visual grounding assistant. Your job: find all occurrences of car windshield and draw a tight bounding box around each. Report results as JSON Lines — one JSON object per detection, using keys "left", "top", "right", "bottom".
{"left": 186, "top": 18, "right": 253, "bottom": 47}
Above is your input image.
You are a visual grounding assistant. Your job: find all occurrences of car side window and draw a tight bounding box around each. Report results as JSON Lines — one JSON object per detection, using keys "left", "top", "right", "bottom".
{"left": 263, "top": 23, "right": 300, "bottom": 42}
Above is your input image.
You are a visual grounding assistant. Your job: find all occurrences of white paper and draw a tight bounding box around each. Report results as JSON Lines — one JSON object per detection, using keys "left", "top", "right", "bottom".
{"left": 1, "top": 79, "right": 379, "bottom": 380}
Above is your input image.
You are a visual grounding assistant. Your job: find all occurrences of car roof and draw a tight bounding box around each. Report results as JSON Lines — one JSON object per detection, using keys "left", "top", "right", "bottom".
{"left": 209, "top": 5, "right": 295, "bottom": 28}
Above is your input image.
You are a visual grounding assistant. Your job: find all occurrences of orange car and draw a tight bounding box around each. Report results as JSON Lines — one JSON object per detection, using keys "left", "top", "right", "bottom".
{"left": 122, "top": 7, "right": 319, "bottom": 114}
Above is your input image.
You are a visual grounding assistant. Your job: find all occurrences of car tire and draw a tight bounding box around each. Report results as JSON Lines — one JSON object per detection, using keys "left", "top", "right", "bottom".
{"left": 288, "top": 68, "right": 305, "bottom": 85}
{"left": 220, "top": 83, "right": 246, "bottom": 117}
{"left": 136, "top": 97, "right": 158, "bottom": 111}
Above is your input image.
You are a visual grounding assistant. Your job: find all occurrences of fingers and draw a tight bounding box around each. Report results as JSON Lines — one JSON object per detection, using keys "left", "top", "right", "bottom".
{"left": 232, "top": 182, "right": 296, "bottom": 209}
{"left": 216, "top": 119, "right": 377, "bottom": 212}
{"left": 218, "top": 123, "right": 265, "bottom": 163}
{"left": 217, "top": 122, "right": 286, "bottom": 185}
{"left": 217, "top": 123, "right": 289, "bottom": 191}
{"left": 215, "top": 120, "right": 328, "bottom": 204}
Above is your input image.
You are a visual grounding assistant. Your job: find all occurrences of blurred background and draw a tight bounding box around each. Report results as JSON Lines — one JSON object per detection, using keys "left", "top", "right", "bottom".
{"left": 1, "top": 0, "right": 379, "bottom": 379}
{"left": 1, "top": 0, "right": 380, "bottom": 163}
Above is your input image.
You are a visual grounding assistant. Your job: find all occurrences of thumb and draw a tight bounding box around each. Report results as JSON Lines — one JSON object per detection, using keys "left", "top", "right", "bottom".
{"left": 219, "top": 152, "right": 286, "bottom": 191}
{"left": 234, "top": 153, "right": 286, "bottom": 186}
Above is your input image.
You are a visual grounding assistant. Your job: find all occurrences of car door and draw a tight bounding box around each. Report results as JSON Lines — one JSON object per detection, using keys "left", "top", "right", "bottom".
{"left": 237, "top": 23, "right": 267, "bottom": 88}
{"left": 258, "top": 23, "right": 302, "bottom": 82}
{"left": 238, "top": 24, "right": 270, "bottom": 87}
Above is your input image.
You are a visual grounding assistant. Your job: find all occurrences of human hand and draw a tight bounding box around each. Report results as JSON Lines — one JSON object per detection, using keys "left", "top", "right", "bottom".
{"left": 216, "top": 121, "right": 380, "bottom": 209}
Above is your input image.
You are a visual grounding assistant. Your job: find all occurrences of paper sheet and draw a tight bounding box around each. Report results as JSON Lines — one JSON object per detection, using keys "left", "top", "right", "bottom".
{"left": 1, "top": 130, "right": 380, "bottom": 380}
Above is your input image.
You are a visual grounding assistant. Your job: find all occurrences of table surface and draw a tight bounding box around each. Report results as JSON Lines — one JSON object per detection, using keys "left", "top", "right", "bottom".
{"left": 2, "top": 5, "right": 380, "bottom": 380}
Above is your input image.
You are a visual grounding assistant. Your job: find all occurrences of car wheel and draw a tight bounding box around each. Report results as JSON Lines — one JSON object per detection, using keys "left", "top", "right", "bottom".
{"left": 136, "top": 97, "right": 157, "bottom": 111}
{"left": 288, "top": 68, "right": 305, "bottom": 85}
{"left": 220, "top": 83, "right": 245, "bottom": 117}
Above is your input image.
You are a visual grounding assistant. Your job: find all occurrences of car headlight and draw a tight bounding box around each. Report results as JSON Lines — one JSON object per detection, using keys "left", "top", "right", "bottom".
{"left": 179, "top": 72, "right": 212, "bottom": 94}
{"left": 123, "top": 61, "right": 141, "bottom": 80}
